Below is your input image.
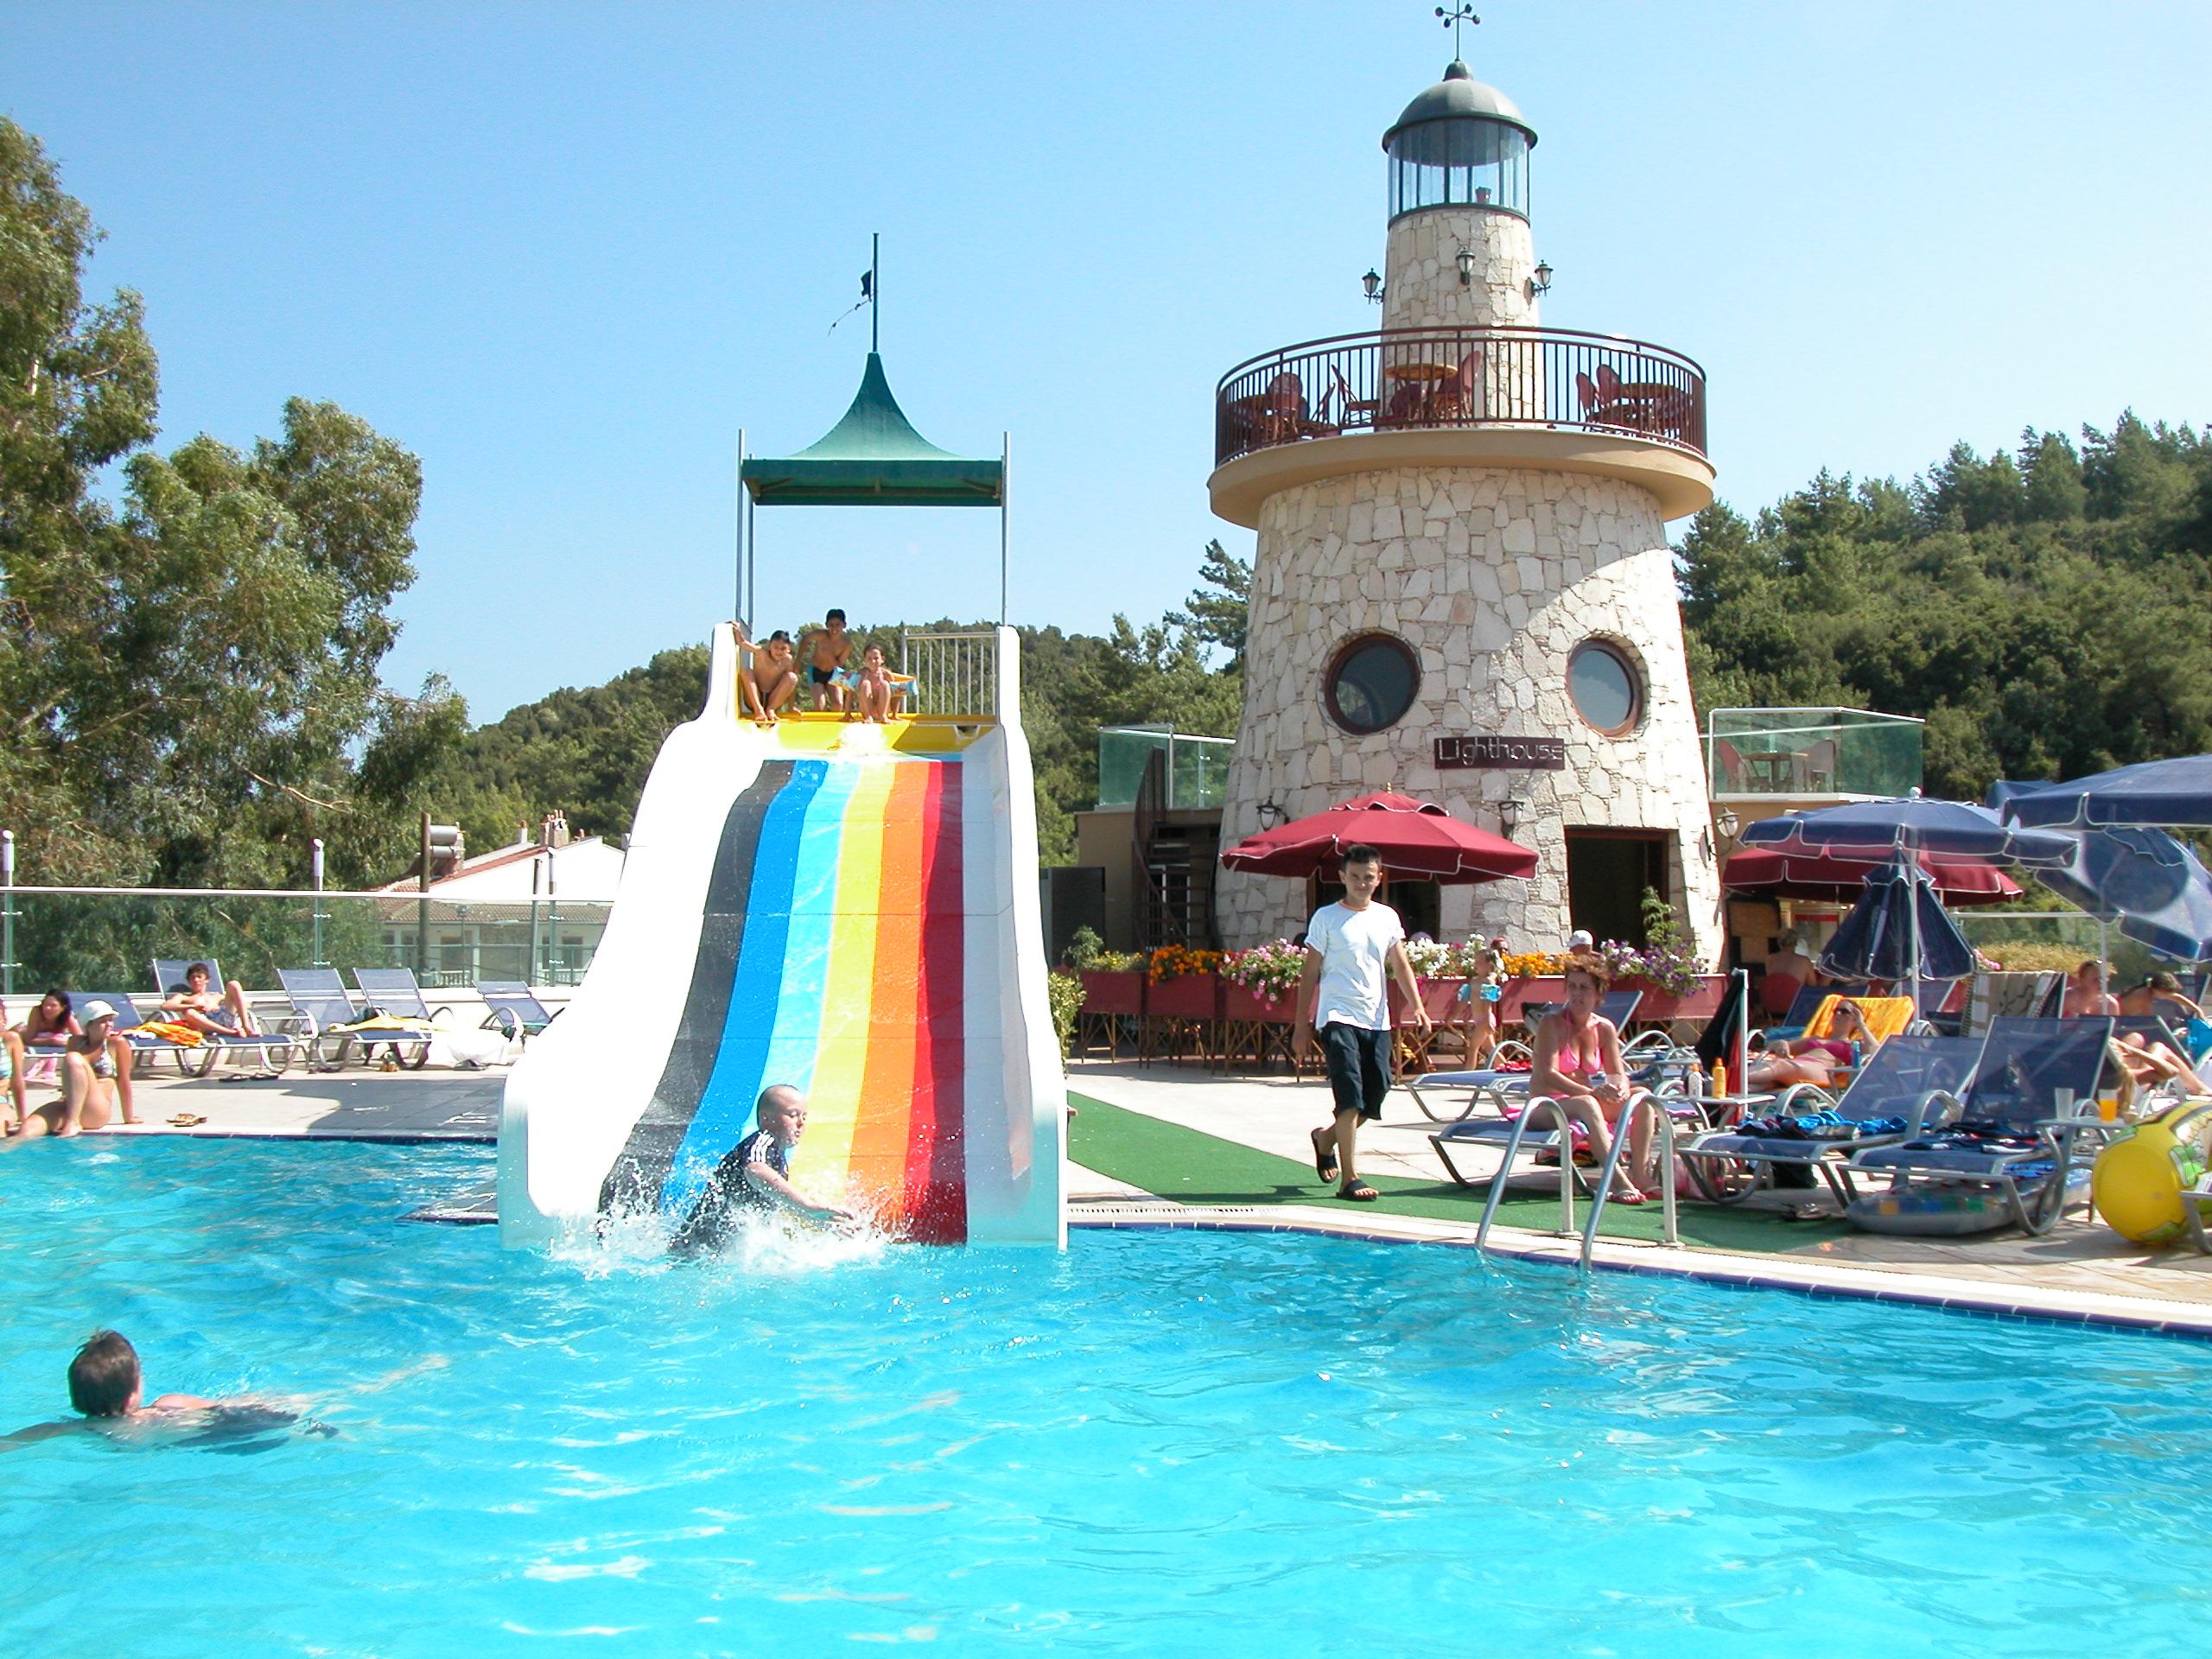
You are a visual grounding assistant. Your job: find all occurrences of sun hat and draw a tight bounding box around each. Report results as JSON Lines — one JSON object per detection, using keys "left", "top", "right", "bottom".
{"left": 1567, "top": 929, "right": 1594, "bottom": 950}
{"left": 80, "top": 1000, "right": 119, "bottom": 1022}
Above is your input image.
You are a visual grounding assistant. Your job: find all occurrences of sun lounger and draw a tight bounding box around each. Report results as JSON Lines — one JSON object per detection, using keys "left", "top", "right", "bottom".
{"left": 1405, "top": 989, "right": 1644, "bottom": 1123}
{"left": 1846, "top": 1015, "right": 2116, "bottom": 1236}
{"left": 474, "top": 980, "right": 558, "bottom": 1043}
{"left": 277, "top": 968, "right": 437, "bottom": 1071}
{"left": 97, "top": 992, "right": 302, "bottom": 1079}
{"left": 1678, "top": 1033, "right": 1980, "bottom": 1208}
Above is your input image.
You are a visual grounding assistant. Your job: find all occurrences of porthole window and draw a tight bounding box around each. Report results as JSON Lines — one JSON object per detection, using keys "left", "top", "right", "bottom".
{"left": 1568, "top": 639, "right": 1642, "bottom": 735}
{"left": 1325, "top": 633, "right": 1421, "bottom": 734}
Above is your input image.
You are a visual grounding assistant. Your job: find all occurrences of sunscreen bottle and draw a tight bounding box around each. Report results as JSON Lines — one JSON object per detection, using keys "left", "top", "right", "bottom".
{"left": 1711, "top": 1058, "right": 1728, "bottom": 1096}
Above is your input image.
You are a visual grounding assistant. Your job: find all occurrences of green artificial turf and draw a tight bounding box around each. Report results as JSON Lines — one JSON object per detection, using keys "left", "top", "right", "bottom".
{"left": 1066, "top": 1092, "right": 1850, "bottom": 1252}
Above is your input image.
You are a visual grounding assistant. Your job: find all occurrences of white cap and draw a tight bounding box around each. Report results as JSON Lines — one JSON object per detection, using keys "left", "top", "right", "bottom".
{"left": 1566, "top": 930, "right": 1594, "bottom": 950}
{"left": 80, "top": 999, "right": 120, "bottom": 1023}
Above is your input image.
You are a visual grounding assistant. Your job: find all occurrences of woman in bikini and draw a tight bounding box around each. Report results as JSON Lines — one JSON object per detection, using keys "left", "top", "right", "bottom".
{"left": 15, "top": 1000, "right": 136, "bottom": 1139}
{"left": 1529, "top": 952, "right": 1649, "bottom": 1203}
{"left": 0, "top": 1002, "right": 26, "bottom": 1134}
{"left": 1745, "top": 999, "right": 1881, "bottom": 1092}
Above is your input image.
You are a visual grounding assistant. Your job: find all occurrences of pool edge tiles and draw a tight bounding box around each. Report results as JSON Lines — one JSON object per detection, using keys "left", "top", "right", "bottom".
{"left": 1063, "top": 1197, "right": 2212, "bottom": 1341}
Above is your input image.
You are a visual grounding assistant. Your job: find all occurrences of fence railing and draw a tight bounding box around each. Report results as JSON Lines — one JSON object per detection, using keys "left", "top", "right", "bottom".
{"left": 900, "top": 628, "right": 999, "bottom": 719}
{"left": 1214, "top": 325, "right": 1707, "bottom": 468}
{"left": 0, "top": 889, "right": 614, "bottom": 999}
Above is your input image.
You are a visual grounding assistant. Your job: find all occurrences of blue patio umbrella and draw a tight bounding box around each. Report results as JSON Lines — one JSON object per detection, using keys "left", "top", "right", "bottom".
{"left": 1993, "top": 754, "right": 2212, "bottom": 829}
{"left": 2035, "top": 825, "right": 2212, "bottom": 963}
{"left": 1816, "top": 861, "right": 1977, "bottom": 987}
{"left": 1742, "top": 795, "right": 2074, "bottom": 1014}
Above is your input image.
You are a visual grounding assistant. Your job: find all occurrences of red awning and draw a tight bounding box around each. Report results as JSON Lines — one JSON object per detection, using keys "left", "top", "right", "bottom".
{"left": 1220, "top": 791, "right": 1537, "bottom": 885}
{"left": 1722, "top": 847, "right": 2021, "bottom": 906}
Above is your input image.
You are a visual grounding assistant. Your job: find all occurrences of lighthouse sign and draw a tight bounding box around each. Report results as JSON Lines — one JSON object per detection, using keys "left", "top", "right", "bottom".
{"left": 1434, "top": 734, "right": 1567, "bottom": 771}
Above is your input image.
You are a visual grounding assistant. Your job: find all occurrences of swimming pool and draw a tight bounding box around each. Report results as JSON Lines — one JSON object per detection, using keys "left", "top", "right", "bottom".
{"left": 4, "top": 1139, "right": 2208, "bottom": 1657}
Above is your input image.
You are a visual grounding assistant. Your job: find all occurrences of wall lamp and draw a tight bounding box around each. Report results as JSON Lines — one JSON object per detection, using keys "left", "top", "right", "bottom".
{"left": 1713, "top": 806, "right": 1740, "bottom": 842}
{"left": 1525, "top": 260, "right": 1554, "bottom": 300}
{"left": 1497, "top": 801, "right": 1520, "bottom": 837}
{"left": 1257, "top": 798, "right": 1286, "bottom": 829}
{"left": 1362, "top": 269, "right": 1384, "bottom": 304}
{"left": 1455, "top": 246, "right": 1478, "bottom": 287}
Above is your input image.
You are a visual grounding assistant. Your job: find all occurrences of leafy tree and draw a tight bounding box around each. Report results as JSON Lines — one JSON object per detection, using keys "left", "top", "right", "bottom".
{"left": 1166, "top": 537, "right": 1251, "bottom": 669}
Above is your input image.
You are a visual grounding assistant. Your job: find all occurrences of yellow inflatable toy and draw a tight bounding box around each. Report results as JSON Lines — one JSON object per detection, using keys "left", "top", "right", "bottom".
{"left": 2092, "top": 1097, "right": 2212, "bottom": 1247}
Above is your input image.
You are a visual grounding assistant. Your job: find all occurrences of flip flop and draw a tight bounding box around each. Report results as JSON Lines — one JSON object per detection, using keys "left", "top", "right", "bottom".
{"left": 1337, "top": 1179, "right": 1380, "bottom": 1202}
{"left": 1310, "top": 1128, "right": 1340, "bottom": 1185}
{"left": 168, "top": 1113, "right": 207, "bottom": 1128}
{"left": 1609, "top": 1188, "right": 1649, "bottom": 1206}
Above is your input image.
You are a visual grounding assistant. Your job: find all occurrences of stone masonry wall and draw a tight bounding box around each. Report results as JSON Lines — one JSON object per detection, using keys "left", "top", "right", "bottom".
{"left": 1216, "top": 466, "right": 1722, "bottom": 957}
{"left": 1383, "top": 206, "right": 1538, "bottom": 332}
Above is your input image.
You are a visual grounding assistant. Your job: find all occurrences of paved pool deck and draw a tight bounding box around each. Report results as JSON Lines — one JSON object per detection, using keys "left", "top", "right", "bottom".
{"left": 34, "top": 1057, "right": 2212, "bottom": 1337}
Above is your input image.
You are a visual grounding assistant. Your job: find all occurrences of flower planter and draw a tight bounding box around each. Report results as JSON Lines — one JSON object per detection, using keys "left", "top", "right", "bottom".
{"left": 1615, "top": 975, "right": 1726, "bottom": 1023}
{"left": 1221, "top": 982, "right": 1295, "bottom": 1025}
{"left": 1077, "top": 969, "right": 1145, "bottom": 1019}
{"left": 1498, "top": 976, "right": 1567, "bottom": 1023}
{"left": 1147, "top": 973, "right": 1222, "bottom": 1021}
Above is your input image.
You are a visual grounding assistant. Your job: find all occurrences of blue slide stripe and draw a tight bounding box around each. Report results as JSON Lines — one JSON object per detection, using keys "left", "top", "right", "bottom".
{"left": 658, "top": 759, "right": 830, "bottom": 1210}
{"left": 661, "top": 760, "right": 861, "bottom": 1213}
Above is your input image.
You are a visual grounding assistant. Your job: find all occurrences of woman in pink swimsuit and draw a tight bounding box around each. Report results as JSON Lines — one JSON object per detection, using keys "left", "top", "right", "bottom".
{"left": 1529, "top": 952, "right": 1649, "bottom": 1203}
{"left": 1746, "top": 999, "right": 1879, "bottom": 1092}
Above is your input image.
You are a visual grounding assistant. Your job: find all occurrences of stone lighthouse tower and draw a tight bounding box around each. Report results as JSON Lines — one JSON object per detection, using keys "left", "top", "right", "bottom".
{"left": 1211, "top": 52, "right": 1723, "bottom": 957}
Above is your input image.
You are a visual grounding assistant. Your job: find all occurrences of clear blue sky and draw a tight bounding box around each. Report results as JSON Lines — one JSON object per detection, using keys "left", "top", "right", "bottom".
{"left": 6, "top": 2, "right": 2208, "bottom": 721}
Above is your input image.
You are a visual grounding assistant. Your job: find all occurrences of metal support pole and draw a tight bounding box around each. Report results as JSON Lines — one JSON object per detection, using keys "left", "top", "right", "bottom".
{"left": 735, "top": 427, "right": 747, "bottom": 629}
{"left": 746, "top": 492, "right": 756, "bottom": 639}
{"left": 416, "top": 811, "right": 431, "bottom": 982}
{"left": 528, "top": 861, "right": 543, "bottom": 988}
{"left": 2, "top": 830, "right": 14, "bottom": 999}
{"left": 311, "top": 838, "right": 327, "bottom": 969}
{"left": 546, "top": 845, "right": 561, "bottom": 986}
{"left": 1000, "top": 432, "right": 1010, "bottom": 627}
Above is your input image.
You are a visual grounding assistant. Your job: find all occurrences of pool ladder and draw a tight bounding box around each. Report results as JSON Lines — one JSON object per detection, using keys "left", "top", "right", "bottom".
{"left": 1474, "top": 1090, "right": 1681, "bottom": 1270}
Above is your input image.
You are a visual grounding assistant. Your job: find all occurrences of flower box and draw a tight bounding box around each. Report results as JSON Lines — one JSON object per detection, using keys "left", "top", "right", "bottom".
{"left": 1077, "top": 969, "right": 1145, "bottom": 1019}
{"left": 1222, "top": 982, "right": 1295, "bottom": 1026}
{"left": 1146, "top": 973, "right": 1222, "bottom": 1021}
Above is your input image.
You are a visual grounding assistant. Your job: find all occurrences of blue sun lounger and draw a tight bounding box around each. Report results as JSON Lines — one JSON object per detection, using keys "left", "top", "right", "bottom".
{"left": 277, "top": 968, "right": 437, "bottom": 1071}
{"left": 474, "top": 980, "right": 558, "bottom": 1043}
{"left": 1406, "top": 989, "right": 1645, "bottom": 1124}
{"left": 1846, "top": 1015, "right": 2116, "bottom": 1236}
{"left": 1677, "top": 1033, "right": 1981, "bottom": 1208}
{"left": 99, "top": 991, "right": 302, "bottom": 1078}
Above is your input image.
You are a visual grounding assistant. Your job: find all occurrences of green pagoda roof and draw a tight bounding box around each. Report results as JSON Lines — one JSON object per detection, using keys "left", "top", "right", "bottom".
{"left": 741, "top": 353, "right": 1004, "bottom": 508}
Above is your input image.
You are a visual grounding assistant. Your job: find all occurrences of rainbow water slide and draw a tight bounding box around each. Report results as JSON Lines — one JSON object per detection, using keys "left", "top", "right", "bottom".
{"left": 497, "top": 623, "right": 1065, "bottom": 1247}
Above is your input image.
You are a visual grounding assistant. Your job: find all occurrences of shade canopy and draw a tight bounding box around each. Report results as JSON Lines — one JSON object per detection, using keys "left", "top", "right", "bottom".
{"left": 2035, "top": 825, "right": 2212, "bottom": 963}
{"left": 1219, "top": 791, "right": 1537, "bottom": 884}
{"left": 1722, "top": 847, "right": 2022, "bottom": 906}
{"left": 1739, "top": 795, "right": 2075, "bottom": 867}
{"left": 1817, "top": 862, "right": 1977, "bottom": 988}
{"left": 1993, "top": 755, "right": 2212, "bottom": 830}
{"left": 740, "top": 353, "right": 1005, "bottom": 508}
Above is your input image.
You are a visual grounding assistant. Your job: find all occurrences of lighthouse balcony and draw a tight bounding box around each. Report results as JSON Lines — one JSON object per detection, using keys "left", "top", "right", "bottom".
{"left": 1208, "top": 326, "right": 1714, "bottom": 526}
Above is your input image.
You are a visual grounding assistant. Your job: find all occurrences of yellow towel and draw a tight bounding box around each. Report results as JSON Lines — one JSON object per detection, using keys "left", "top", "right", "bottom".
{"left": 1806, "top": 995, "right": 1915, "bottom": 1043}
{"left": 135, "top": 1020, "right": 205, "bottom": 1046}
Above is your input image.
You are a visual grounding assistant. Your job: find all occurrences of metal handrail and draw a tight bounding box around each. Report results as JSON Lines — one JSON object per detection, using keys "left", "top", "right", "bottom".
{"left": 1213, "top": 324, "right": 1708, "bottom": 467}
{"left": 1474, "top": 1093, "right": 1581, "bottom": 1247}
{"left": 1580, "top": 1090, "right": 1681, "bottom": 1268}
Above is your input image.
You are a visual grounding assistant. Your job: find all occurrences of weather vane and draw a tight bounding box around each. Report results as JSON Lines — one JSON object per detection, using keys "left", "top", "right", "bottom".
{"left": 1436, "top": 3, "right": 1479, "bottom": 59}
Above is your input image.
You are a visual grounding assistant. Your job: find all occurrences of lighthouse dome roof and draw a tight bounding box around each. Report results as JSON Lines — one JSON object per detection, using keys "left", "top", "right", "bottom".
{"left": 1382, "top": 60, "right": 1536, "bottom": 152}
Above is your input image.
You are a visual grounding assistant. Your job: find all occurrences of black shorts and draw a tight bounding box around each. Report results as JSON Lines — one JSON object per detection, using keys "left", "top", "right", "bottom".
{"left": 1319, "top": 1021, "right": 1393, "bottom": 1120}
{"left": 809, "top": 664, "right": 837, "bottom": 685}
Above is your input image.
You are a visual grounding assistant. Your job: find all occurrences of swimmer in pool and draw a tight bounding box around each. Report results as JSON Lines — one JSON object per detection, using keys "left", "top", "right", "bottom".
{"left": 2, "top": 1328, "right": 227, "bottom": 1447}
{"left": 670, "top": 1084, "right": 856, "bottom": 1254}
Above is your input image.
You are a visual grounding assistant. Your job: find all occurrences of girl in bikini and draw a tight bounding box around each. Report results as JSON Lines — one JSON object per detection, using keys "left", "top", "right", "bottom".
{"left": 1529, "top": 952, "right": 1650, "bottom": 1203}
{"left": 1746, "top": 999, "right": 1880, "bottom": 1092}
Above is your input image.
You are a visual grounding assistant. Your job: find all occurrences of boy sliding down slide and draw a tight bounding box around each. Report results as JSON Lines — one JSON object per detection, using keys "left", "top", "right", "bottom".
{"left": 670, "top": 1084, "right": 857, "bottom": 1255}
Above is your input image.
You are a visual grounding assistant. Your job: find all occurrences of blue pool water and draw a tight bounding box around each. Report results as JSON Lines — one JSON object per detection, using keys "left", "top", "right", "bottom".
{"left": 4, "top": 1139, "right": 2209, "bottom": 1657}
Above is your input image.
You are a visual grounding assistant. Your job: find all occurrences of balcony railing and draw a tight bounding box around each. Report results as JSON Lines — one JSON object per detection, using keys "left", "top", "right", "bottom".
{"left": 1705, "top": 708, "right": 1924, "bottom": 801}
{"left": 1214, "top": 326, "right": 1707, "bottom": 468}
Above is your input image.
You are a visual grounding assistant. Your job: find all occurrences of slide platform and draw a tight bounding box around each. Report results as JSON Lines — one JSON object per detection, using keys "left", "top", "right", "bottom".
{"left": 497, "top": 623, "right": 1065, "bottom": 1248}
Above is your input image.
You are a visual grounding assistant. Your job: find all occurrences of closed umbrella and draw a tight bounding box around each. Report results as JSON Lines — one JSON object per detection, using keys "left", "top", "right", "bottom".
{"left": 2035, "top": 825, "right": 2212, "bottom": 963}
{"left": 1219, "top": 791, "right": 1537, "bottom": 884}
{"left": 1816, "top": 862, "right": 1977, "bottom": 987}
{"left": 1994, "top": 755, "right": 2212, "bottom": 830}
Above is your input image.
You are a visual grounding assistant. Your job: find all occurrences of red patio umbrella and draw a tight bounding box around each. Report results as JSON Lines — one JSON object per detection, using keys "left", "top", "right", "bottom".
{"left": 1219, "top": 791, "right": 1538, "bottom": 883}
{"left": 1721, "top": 846, "right": 2021, "bottom": 906}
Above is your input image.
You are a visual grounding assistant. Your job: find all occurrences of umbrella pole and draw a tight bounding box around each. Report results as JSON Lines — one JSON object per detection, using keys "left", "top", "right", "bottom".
{"left": 1908, "top": 855, "right": 1923, "bottom": 1027}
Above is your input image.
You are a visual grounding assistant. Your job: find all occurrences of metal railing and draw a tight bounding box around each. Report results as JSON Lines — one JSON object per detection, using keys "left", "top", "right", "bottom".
{"left": 1472, "top": 1087, "right": 1681, "bottom": 1268}
{"left": 899, "top": 628, "right": 999, "bottom": 719}
{"left": 1214, "top": 325, "right": 1707, "bottom": 467}
{"left": 0, "top": 888, "right": 613, "bottom": 999}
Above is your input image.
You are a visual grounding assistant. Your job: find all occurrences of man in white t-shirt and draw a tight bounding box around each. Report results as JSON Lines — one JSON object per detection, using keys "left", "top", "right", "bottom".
{"left": 1294, "top": 843, "right": 1429, "bottom": 1201}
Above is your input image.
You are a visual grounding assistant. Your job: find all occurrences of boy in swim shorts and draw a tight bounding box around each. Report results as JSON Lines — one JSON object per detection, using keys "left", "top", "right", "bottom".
{"left": 803, "top": 609, "right": 855, "bottom": 712}
{"left": 1294, "top": 844, "right": 1427, "bottom": 1202}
